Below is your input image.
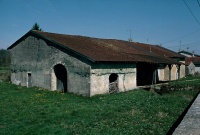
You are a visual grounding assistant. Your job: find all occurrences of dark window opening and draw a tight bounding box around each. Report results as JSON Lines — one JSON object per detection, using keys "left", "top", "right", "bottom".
{"left": 109, "top": 73, "right": 118, "bottom": 83}
{"left": 137, "top": 63, "right": 158, "bottom": 86}
{"left": 109, "top": 73, "right": 118, "bottom": 93}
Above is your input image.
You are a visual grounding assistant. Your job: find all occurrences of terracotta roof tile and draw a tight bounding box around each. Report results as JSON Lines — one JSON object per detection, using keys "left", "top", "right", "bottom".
{"left": 185, "top": 57, "right": 200, "bottom": 65}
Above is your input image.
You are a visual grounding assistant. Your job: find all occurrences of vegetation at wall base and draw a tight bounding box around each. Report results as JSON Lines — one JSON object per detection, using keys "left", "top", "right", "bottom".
{"left": 154, "top": 76, "right": 200, "bottom": 95}
{"left": 0, "top": 77, "right": 199, "bottom": 135}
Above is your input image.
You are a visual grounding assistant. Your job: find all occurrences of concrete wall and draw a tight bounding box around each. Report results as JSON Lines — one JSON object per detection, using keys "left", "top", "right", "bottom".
{"left": 186, "top": 62, "right": 195, "bottom": 75}
{"left": 171, "top": 64, "right": 178, "bottom": 80}
{"left": 90, "top": 64, "right": 136, "bottom": 96}
{"left": 162, "top": 61, "right": 185, "bottom": 81}
{"left": 9, "top": 35, "right": 91, "bottom": 96}
{"left": 180, "top": 60, "right": 185, "bottom": 78}
{"left": 157, "top": 64, "right": 165, "bottom": 81}
{"left": 163, "top": 64, "right": 179, "bottom": 81}
{"left": 186, "top": 63, "right": 200, "bottom": 75}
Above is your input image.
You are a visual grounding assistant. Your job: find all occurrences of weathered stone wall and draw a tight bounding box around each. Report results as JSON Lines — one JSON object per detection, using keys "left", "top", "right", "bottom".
{"left": 157, "top": 64, "right": 165, "bottom": 81}
{"left": 90, "top": 63, "right": 136, "bottom": 96}
{"left": 171, "top": 65, "right": 177, "bottom": 80}
{"left": 9, "top": 36, "right": 91, "bottom": 96}
{"left": 163, "top": 62, "right": 185, "bottom": 81}
{"left": 186, "top": 63, "right": 195, "bottom": 75}
{"left": 163, "top": 64, "right": 179, "bottom": 81}
{"left": 180, "top": 60, "right": 185, "bottom": 78}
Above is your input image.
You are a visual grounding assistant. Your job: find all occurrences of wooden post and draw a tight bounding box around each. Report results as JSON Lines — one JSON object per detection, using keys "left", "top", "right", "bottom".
{"left": 176, "top": 64, "right": 180, "bottom": 79}
{"left": 152, "top": 64, "right": 158, "bottom": 85}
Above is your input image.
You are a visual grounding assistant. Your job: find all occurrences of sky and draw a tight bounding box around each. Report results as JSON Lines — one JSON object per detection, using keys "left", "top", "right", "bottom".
{"left": 0, "top": 0, "right": 200, "bottom": 54}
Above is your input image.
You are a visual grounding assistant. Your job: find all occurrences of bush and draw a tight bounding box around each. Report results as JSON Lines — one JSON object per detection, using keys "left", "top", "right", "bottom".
{"left": 194, "top": 72, "right": 200, "bottom": 76}
{"left": 154, "top": 84, "right": 171, "bottom": 95}
{"left": 154, "top": 77, "right": 200, "bottom": 95}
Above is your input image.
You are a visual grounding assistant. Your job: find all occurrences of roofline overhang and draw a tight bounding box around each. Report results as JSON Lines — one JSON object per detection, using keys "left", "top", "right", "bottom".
{"left": 7, "top": 30, "right": 185, "bottom": 65}
{"left": 7, "top": 30, "right": 97, "bottom": 63}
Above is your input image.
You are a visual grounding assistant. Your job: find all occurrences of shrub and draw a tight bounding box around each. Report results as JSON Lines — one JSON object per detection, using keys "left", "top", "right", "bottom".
{"left": 194, "top": 72, "right": 200, "bottom": 76}
{"left": 154, "top": 77, "right": 200, "bottom": 95}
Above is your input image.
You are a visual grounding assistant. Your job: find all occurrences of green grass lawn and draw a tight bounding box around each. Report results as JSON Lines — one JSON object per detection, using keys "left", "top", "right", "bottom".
{"left": 0, "top": 81, "right": 199, "bottom": 135}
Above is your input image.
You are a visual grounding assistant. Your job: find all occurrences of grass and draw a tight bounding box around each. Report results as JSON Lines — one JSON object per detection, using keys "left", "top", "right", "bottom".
{"left": 0, "top": 80, "right": 199, "bottom": 135}
{"left": 178, "top": 75, "right": 200, "bottom": 81}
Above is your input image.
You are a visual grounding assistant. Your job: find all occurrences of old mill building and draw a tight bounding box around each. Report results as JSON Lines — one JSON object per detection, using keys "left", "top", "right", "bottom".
{"left": 8, "top": 30, "right": 185, "bottom": 96}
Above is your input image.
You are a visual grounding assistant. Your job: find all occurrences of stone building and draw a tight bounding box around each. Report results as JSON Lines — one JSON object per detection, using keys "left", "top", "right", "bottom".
{"left": 185, "top": 57, "right": 200, "bottom": 75}
{"left": 8, "top": 30, "right": 185, "bottom": 96}
{"left": 179, "top": 50, "right": 200, "bottom": 57}
{"left": 133, "top": 43, "right": 185, "bottom": 81}
{"left": 179, "top": 50, "right": 200, "bottom": 75}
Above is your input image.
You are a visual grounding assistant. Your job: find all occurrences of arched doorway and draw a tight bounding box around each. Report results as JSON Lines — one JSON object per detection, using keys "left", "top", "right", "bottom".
{"left": 109, "top": 73, "right": 118, "bottom": 93}
{"left": 54, "top": 64, "right": 67, "bottom": 93}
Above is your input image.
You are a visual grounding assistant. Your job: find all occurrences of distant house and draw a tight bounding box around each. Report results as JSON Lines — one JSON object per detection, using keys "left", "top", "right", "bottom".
{"left": 7, "top": 30, "right": 185, "bottom": 96}
{"left": 179, "top": 50, "right": 200, "bottom": 75}
{"left": 179, "top": 50, "right": 200, "bottom": 57}
{"left": 185, "top": 57, "right": 200, "bottom": 75}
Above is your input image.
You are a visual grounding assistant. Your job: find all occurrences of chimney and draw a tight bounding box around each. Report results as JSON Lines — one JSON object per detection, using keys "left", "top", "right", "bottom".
{"left": 128, "top": 30, "right": 133, "bottom": 42}
{"left": 192, "top": 51, "right": 195, "bottom": 57}
{"left": 128, "top": 38, "right": 132, "bottom": 42}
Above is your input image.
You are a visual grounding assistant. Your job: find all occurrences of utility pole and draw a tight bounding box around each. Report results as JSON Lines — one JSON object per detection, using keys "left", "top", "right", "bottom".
{"left": 179, "top": 40, "right": 182, "bottom": 52}
{"left": 128, "top": 30, "right": 133, "bottom": 42}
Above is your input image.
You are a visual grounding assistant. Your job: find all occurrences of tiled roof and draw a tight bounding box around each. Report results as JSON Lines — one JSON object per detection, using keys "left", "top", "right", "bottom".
{"left": 134, "top": 43, "right": 185, "bottom": 58}
{"left": 185, "top": 57, "right": 200, "bottom": 65}
{"left": 8, "top": 30, "right": 183, "bottom": 65}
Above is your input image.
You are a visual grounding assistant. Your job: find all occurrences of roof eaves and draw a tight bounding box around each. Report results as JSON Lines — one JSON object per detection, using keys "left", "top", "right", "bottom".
{"left": 8, "top": 30, "right": 96, "bottom": 63}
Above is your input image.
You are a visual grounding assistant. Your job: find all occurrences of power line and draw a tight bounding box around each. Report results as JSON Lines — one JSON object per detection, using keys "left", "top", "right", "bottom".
{"left": 166, "top": 41, "right": 200, "bottom": 49}
{"left": 183, "top": 0, "right": 200, "bottom": 25}
{"left": 161, "top": 30, "right": 200, "bottom": 44}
